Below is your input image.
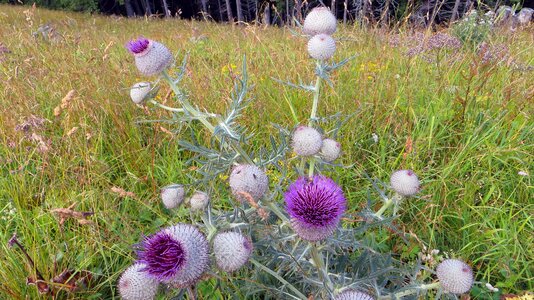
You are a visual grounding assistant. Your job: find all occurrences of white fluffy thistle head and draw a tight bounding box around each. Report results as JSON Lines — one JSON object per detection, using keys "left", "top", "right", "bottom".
{"left": 292, "top": 126, "right": 323, "bottom": 156}
{"left": 436, "top": 259, "right": 474, "bottom": 294}
{"left": 213, "top": 231, "right": 253, "bottom": 273}
{"left": 130, "top": 82, "right": 152, "bottom": 105}
{"left": 320, "top": 138, "right": 341, "bottom": 162}
{"left": 307, "top": 34, "right": 336, "bottom": 61}
{"left": 229, "top": 164, "right": 269, "bottom": 202}
{"left": 334, "top": 290, "right": 375, "bottom": 300}
{"left": 390, "top": 170, "right": 420, "bottom": 196}
{"left": 303, "top": 6, "right": 337, "bottom": 36}
{"left": 118, "top": 263, "right": 159, "bottom": 300}
{"left": 189, "top": 191, "right": 209, "bottom": 211}
{"left": 161, "top": 184, "right": 185, "bottom": 209}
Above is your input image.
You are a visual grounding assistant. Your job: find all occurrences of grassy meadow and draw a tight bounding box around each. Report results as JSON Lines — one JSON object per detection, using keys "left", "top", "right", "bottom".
{"left": 0, "top": 4, "right": 533, "bottom": 299}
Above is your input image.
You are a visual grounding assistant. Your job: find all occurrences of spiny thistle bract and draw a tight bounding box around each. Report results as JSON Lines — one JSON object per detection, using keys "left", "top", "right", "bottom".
{"left": 136, "top": 224, "right": 209, "bottom": 288}
{"left": 334, "top": 290, "right": 375, "bottom": 300}
{"left": 307, "top": 34, "right": 336, "bottom": 61}
{"left": 292, "top": 126, "right": 323, "bottom": 156}
{"left": 390, "top": 169, "right": 420, "bottom": 196}
{"left": 285, "top": 176, "right": 346, "bottom": 241}
{"left": 436, "top": 259, "right": 474, "bottom": 294}
{"left": 189, "top": 191, "right": 209, "bottom": 211}
{"left": 303, "top": 6, "right": 337, "bottom": 36}
{"left": 160, "top": 184, "right": 185, "bottom": 209}
{"left": 320, "top": 138, "right": 341, "bottom": 162}
{"left": 126, "top": 38, "right": 172, "bottom": 76}
{"left": 229, "top": 164, "right": 269, "bottom": 202}
{"left": 130, "top": 82, "right": 151, "bottom": 104}
{"left": 118, "top": 263, "right": 159, "bottom": 300}
{"left": 213, "top": 232, "right": 253, "bottom": 272}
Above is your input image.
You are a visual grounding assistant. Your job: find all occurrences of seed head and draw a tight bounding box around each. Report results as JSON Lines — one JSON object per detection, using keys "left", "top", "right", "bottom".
{"left": 130, "top": 82, "right": 152, "bottom": 105}
{"left": 285, "top": 176, "right": 346, "bottom": 241}
{"left": 161, "top": 184, "right": 185, "bottom": 209}
{"left": 118, "top": 263, "right": 159, "bottom": 300}
{"left": 320, "top": 138, "right": 341, "bottom": 162}
{"left": 229, "top": 164, "right": 269, "bottom": 202}
{"left": 436, "top": 259, "right": 474, "bottom": 294}
{"left": 390, "top": 170, "right": 420, "bottom": 196}
{"left": 303, "top": 6, "right": 337, "bottom": 36}
{"left": 126, "top": 37, "right": 172, "bottom": 76}
{"left": 307, "top": 34, "right": 336, "bottom": 60}
{"left": 137, "top": 224, "right": 209, "bottom": 288}
{"left": 334, "top": 290, "right": 375, "bottom": 300}
{"left": 213, "top": 232, "right": 253, "bottom": 272}
{"left": 292, "top": 126, "right": 323, "bottom": 157}
{"left": 189, "top": 191, "right": 209, "bottom": 211}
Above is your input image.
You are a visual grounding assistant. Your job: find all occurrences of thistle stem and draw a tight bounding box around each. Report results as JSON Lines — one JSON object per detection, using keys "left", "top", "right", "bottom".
{"left": 378, "top": 282, "right": 441, "bottom": 299}
{"left": 308, "top": 62, "right": 322, "bottom": 128}
{"left": 249, "top": 258, "right": 308, "bottom": 300}
{"left": 309, "top": 243, "right": 334, "bottom": 293}
{"left": 265, "top": 201, "right": 289, "bottom": 223}
{"left": 148, "top": 99, "right": 184, "bottom": 113}
{"left": 161, "top": 70, "right": 254, "bottom": 165}
{"left": 373, "top": 198, "right": 393, "bottom": 219}
{"left": 308, "top": 159, "right": 316, "bottom": 178}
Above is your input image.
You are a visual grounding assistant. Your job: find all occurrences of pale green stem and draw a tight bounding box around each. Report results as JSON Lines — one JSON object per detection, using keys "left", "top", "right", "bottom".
{"left": 309, "top": 243, "right": 334, "bottom": 293}
{"left": 249, "top": 258, "right": 308, "bottom": 300}
{"left": 308, "top": 159, "right": 316, "bottom": 178}
{"left": 308, "top": 62, "right": 322, "bottom": 128}
{"left": 161, "top": 70, "right": 254, "bottom": 165}
{"left": 266, "top": 201, "right": 289, "bottom": 223}
{"left": 378, "top": 282, "right": 441, "bottom": 300}
{"left": 148, "top": 99, "right": 184, "bottom": 113}
{"left": 374, "top": 198, "right": 393, "bottom": 219}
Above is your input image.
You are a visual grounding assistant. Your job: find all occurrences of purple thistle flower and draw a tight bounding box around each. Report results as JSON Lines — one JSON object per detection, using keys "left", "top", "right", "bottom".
{"left": 136, "top": 224, "right": 209, "bottom": 287}
{"left": 126, "top": 37, "right": 150, "bottom": 54}
{"left": 284, "top": 176, "right": 346, "bottom": 241}
{"left": 126, "top": 37, "right": 173, "bottom": 76}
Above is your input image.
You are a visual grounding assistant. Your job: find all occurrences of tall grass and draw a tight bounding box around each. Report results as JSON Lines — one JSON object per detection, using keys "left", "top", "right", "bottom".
{"left": 0, "top": 5, "right": 532, "bottom": 299}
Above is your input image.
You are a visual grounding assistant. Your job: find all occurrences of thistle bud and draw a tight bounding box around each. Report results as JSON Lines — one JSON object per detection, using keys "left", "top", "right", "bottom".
{"left": 307, "top": 34, "right": 336, "bottom": 61}
{"left": 334, "top": 290, "right": 375, "bottom": 300}
{"left": 161, "top": 184, "right": 185, "bottom": 209}
{"left": 130, "top": 82, "right": 152, "bottom": 105}
{"left": 189, "top": 191, "right": 209, "bottom": 211}
{"left": 303, "top": 6, "right": 337, "bottom": 36}
{"left": 229, "top": 164, "right": 269, "bottom": 202}
{"left": 292, "top": 126, "right": 323, "bottom": 157}
{"left": 436, "top": 259, "right": 474, "bottom": 294}
{"left": 320, "top": 138, "right": 341, "bottom": 162}
{"left": 390, "top": 170, "right": 420, "bottom": 196}
{"left": 118, "top": 263, "right": 159, "bottom": 300}
{"left": 213, "top": 232, "right": 253, "bottom": 272}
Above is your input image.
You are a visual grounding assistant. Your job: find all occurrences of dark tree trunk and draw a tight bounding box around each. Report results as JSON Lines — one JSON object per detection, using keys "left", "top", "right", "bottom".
{"left": 131, "top": 0, "right": 143, "bottom": 15}
{"left": 161, "top": 0, "right": 170, "bottom": 17}
{"left": 144, "top": 0, "right": 152, "bottom": 15}
{"left": 450, "top": 0, "right": 461, "bottom": 23}
{"left": 225, "top": 0, "right": 234, "bottom": 22}
{"left": 343, "top": 0, "right": 348, "bottom": 24}
{"left": 125, "top": 0, "right": 135, "bottom": 16}
{"left": 236, "top": 0, "right": 244, "bottom": 23}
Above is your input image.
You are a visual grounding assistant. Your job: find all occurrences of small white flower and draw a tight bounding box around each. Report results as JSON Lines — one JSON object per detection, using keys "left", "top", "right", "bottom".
{"left": 485, "top": 283, "right": 499, "bottom": 292}
{"left": 518, "top": 171, "right": 528, "bottom": 177}
{"left": 372, "top": 133, "right": 379, "bottom": 143}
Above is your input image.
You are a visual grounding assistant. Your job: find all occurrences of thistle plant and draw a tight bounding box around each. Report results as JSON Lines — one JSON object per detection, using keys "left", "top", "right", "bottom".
{"left": 119, "top": 7, "right": 478, "bottom": 300}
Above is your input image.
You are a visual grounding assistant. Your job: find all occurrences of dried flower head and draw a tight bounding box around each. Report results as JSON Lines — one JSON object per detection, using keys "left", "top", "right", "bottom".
{"left": 390, "top": 170, "right": 420, "bottom": 196}
{"left": 126, "top": 37, "right": 172, "bottom": 76}
{"left": 137, "top": 224, "right": 209, "bottom": 288}
{"left": 229, "top": 164, "right": 269, "bottom": 202}
{"left": 118, "top": 263, "right": 159, "bottom": 300}
{"left": 436, "top": 259, "right": 474, "bottom": 294}
{"left": 334, "top": 290, "right": 375, "bottom": 300}
{"left": 161, "top": 184, "right": 185, "bottom": 209}
{"left": 285, "top": 176, "right": 346, "bottom": 241}
{"left": 303, "top": 6, "right": 337, "bottom": 36}
{"left": 213, "top": 232, "right": 253, "bottom": 272}
{"left": 292, "top": 126, "right": 323, "bottom": 157}
{"left": 307, "top": 34, "right": 336, "bottom": 61}
{"left": 130, "top": 82, "right": 152, "bottom": 105}
{"left": 189, "top": 191, "right": 209, "bottom": 211}
{"left": 320, "top": 138, "right": 341, "bottom": 162}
